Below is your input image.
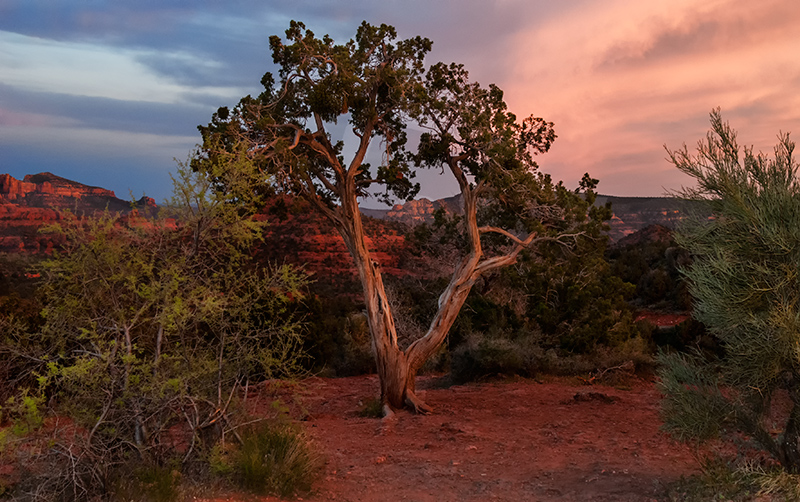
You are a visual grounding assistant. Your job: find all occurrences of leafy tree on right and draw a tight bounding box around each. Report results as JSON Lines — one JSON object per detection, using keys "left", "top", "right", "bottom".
{"left": 659, "top": 109, "right": 800, "bottom": 472}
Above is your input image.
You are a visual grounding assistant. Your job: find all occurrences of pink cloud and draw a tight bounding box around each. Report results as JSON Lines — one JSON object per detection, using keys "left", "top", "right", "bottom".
{"left": 474, "top": 0, "right": 800, "bottom": 196}
{"left": 0, "top": 108, "right": 57, "bottom": 127}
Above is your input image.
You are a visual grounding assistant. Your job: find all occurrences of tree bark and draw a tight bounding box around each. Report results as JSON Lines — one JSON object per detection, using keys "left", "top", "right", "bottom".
{"left": 331, "top": 184, "right": 492, "bottom": 413}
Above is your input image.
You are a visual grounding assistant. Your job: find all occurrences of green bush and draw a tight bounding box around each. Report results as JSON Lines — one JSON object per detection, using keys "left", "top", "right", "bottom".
{"left": 358, "top": 398, "right": 384, "bottom": 418}
{"left": 449, "top": 329, "right": 653, "bottom": 383}
{"left": 229, "top": 422, "right": 321, "bottom": 497}
{"left": 299, "top": 294, "right": 375, "bottom": 377}
{"left": 663, "top": 454, "right": 800, "bottom": 501}
{"left": 1, "top": 389, "right": 44, "bottom": 437}
{"left": 659, "top": 110, "right": 800, "bottom": 473}
{"left": 112, "top": 463, "right": 182, "bottom": 502}
{"left": 450, "top": 332, "right": 528, "bottom": 383}
{"left": 0, "top": 164, "right": 310, "bottom": 500}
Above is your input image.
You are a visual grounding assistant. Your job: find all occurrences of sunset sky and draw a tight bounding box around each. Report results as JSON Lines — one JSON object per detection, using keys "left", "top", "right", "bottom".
{"left": 1, "top": 0, "right": 798, "bottom": 205}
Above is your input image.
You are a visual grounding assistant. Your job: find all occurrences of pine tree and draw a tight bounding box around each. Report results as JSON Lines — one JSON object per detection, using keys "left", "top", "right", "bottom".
{"left": 659, "top": 109, "right": 800, "bottom": 472}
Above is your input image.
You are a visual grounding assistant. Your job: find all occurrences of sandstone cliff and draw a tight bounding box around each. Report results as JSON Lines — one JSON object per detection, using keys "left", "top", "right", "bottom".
{"left": 256, "top": 197, "right": 412, "bottom": 285}
{"left": 0, "top": 172, "right": 155, "bottom": 253}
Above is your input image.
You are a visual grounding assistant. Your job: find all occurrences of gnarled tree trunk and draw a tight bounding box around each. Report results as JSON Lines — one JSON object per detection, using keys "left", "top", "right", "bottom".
{"left": 332, "top": 182, "right": 534, "bottom": 415}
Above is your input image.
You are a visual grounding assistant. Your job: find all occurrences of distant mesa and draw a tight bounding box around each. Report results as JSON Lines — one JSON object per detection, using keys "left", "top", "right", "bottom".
{"left": 0, "top": 172, "right": 155, "bottom": 253}
{"left": 0, "top": 172, "right": 155, "bottom": 212}
{"left": 1, "top": 172, "right": 116, "bottom": 200}
{"left": 361, "top": 194, "right": 462, "bottom": 226}
{"left": 364, "top": 194, "right": 706, "bottom": 241}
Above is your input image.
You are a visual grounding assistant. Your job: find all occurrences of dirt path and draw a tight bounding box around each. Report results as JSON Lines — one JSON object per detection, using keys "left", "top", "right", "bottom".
{"left": 233, "top": 374, "right": 702, "bottom": 502}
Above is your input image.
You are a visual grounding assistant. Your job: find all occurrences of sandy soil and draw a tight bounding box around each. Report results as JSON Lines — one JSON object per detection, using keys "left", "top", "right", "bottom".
{"left": 216, "top": 374, "right": 703, "bottom": 502}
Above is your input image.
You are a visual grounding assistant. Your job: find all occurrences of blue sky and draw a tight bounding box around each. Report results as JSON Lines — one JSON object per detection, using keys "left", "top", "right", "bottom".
{"left": 1, "top": 0, "right": 799, "bottom": 205}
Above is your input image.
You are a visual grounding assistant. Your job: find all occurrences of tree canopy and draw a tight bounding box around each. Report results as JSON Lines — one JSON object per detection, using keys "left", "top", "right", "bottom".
{"left": 196, "top": 20, "right": 606, "bottom": 414}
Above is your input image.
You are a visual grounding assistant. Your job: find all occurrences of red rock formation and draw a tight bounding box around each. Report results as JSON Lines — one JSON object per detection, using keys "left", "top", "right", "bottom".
{"left": 0, "top": 172, "right": 117, "bottom": 203}
{"left": 361, "top": 194, "right": 463, "bottom": 226}
{"left": 0, "top": 172, "right": 153, "bottom": 253}
{"left": 254, "top": 196, "right": 415, "bottom": 284}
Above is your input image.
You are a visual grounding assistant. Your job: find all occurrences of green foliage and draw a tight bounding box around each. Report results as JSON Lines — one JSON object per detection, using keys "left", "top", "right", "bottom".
{"left": 298, "top": 293, "right": 375, "bottom": 377}
{"left": 0, "top": 389, "right": 45, "bottom": 437}
{"left": 0, "top": 255, "right": 46, "bottom": 402}
{"left": 657, "top": 351, "right": 733, "bottom": 441}
{"left": 0, "top": 163, "right": 310, "bottom": 499}
{"left": 450, "top": 332, "right": 529, "bottom": 382}
{"left": 405, "top": 200, "right": 651, "bottom": 381}
{"left": 226, "top": 422, "right": 320, "bottom": 497}
{"left": 607, "top": 233, "right": 692, "bottom": 310}
{"left": 664, "top": 456, "right": 760, "bottom": 501}
{"left": 664, "top": 454, "right": 800, "bottom": 501}
{"left": 111, "top": 463, "right": 182, "bottom": 502}
{"left": 659, "top": 109, "right": 800, "bottom": 472}
{"left": 196, "top": 20, "right": 432, "bottom": 208}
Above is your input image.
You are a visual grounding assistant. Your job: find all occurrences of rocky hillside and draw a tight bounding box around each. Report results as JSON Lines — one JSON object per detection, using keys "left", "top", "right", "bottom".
{"left": 0, "top": 171, "right": 706, "bottom": 257}
{"left": 0, "top": 174, "right": 413, "bottom": 282}
{"left": 595, "top": 195, "right": 706, "bottom": 241}
{"left": 256, "top": 197, "right": 413, "bottom": 287}
{"left": 0, "top": 172, "right": 155, "bottom": 253}
{"left": 364, "top": 194, "right": 707, "bottom": 241}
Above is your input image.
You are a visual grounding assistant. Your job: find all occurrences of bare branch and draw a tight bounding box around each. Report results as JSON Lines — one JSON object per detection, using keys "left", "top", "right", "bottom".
{"left": 478, "top": 226, "right": 537, "bottom": 246}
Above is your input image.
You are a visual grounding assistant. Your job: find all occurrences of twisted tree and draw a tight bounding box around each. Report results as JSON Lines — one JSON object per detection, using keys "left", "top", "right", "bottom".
{"left": 196, "top": 21, "right": 603, "bottom": 415}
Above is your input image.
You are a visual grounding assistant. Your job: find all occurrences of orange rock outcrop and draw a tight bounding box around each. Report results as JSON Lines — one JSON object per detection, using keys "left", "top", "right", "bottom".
{"left": 0, "top": 172, "right": 152, "bottom": 253}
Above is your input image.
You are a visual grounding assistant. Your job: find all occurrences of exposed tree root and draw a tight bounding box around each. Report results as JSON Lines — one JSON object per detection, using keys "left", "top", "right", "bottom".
{"left": 381, "top": 403, "right": 396, "bottom": 420}
{"left": 405, "top": 389, "right": 433, "bottom": 414}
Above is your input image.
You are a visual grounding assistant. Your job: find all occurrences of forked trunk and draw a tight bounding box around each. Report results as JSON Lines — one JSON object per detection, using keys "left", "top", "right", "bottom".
{"left": 328, "top": 175, "right": 527, "bottom": 414}
{"left": 331, "top": 186, "right": 495, "bottom": 414}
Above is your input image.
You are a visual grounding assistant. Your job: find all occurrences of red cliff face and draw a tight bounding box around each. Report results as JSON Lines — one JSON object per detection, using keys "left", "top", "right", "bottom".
{"left": 0, "top": 172, "right": 151, "bottom": 253}
{"left": 256, "top": 197, "right": 412, "bottom": 282}
{"left": 0, "top": 172, "right": 116, "bottom": 202}
{"left": 0, "top": 175, "right": 414, "bottom": 282}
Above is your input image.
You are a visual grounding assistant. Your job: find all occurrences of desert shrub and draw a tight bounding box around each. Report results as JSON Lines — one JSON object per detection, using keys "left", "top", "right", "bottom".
{"left": 0, "top": 163, "right": 311, "bottom": 500}
{"left": 226, "top": 422, "right": 320, "bottom": 497}
{"left": 449, "top": 328, "right": 653, "bottom": 383}
{"left": 659, "top": 110, "right": 800, "bottom": 473}
{"left": 111, "top": 463, "right": 182, "bottom": 502}
{"left": 300, "top": 293, "right": 375, "bottom": 376}
{"left": 607, "top": 232, "right": 693, "bottom": 310}
{"left": 442, "top": 255, "right": 652, "bottom": 382}
{"left": 663, "top": 454, "right": 800, "bottom": 501}
{"left": 450, "top": 332, "right": 528, "bottom": 382}
{"left": 0, "top": 255, "right": 46, "bottom": 403}
{"left": 0, "top": 389, "right": 44, "bottom": 437}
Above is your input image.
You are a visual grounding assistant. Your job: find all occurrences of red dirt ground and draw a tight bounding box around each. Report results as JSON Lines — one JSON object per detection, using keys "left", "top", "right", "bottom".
{"left": 199, "top": 374, "right": 704, "bottom": 502}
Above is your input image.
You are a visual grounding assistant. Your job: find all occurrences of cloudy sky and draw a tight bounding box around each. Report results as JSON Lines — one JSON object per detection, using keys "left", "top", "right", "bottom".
{"left": 1, "top": 0, "right": 798, "bottom": 205}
